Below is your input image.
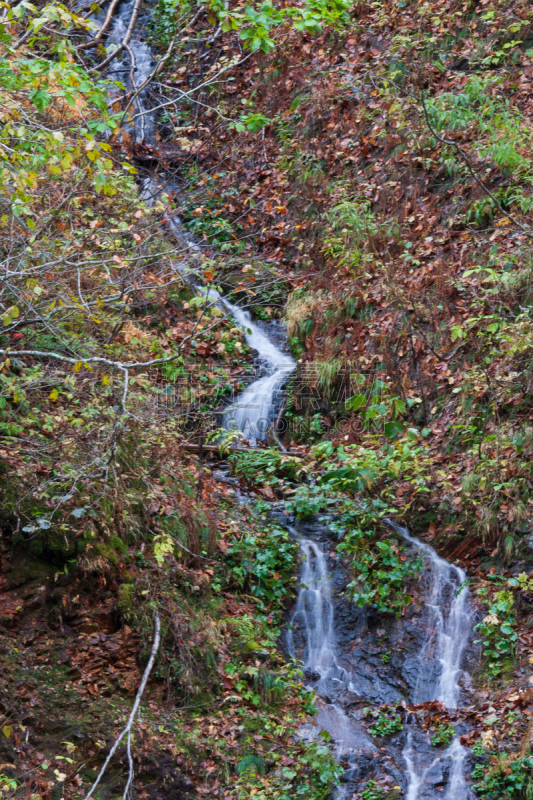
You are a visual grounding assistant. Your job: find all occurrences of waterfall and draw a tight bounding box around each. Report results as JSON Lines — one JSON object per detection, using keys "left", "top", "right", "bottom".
{"left": 92, "top": 0, "right": 157, "bottom": 145}
{"left": 289, "top": 524, "right": 474, "bottom": 799}
{"left": 218, "top": 297, "right": 295, "bottom": 445}
{"left": 95, "top": 2, "right": 296, "bottom": 443}
{"left": 287, "top": 537, "right": 375, "bottom": 785}
{"left": 387, "top": 521, "right": 473, "bottom": 800}
{"left": 93, "top": 10, "right": 473, "bottom": 797}
{"left": 287, "top": 539, "right": 337, "bottom": 674}
{"left": 190, "top": 284, "right": 296, "bottom": 444}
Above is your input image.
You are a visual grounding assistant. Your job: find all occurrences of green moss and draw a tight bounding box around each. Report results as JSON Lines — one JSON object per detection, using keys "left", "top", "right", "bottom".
{"left": 94, "top": 536, "right": 128, "bottom": 566}
{"left": 117, "top": 583, "right": 135, "bottom": 612}
{"left": 109, "top": 535, "right": 128, "bottom": 555}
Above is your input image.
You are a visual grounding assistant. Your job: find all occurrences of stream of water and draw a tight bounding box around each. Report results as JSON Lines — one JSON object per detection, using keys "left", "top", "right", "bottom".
{"left": 218, "top": 302, "right": 295, "bottom": 444}
{"left": 288, "top": 523, "right": 474, "bottom": 799}
{"left": 95, "top": 9, "right": 473, "bottom": 794}
{"left": 97, "top": 2, "right": 296, "bottom": 443}
{"left": 286, "top": 536, "right": 373, "bottom": 789}
{"left": 389, "top": 522, "right": 473, "bottom": 799}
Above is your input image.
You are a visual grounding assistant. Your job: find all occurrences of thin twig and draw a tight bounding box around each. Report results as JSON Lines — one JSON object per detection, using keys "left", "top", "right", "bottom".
{"left": 82, "top": 612, "right": 161, "bottom": 800}
{"left": 77, "top": 0, "right": 122, "bottom": 49}
{"left": 93, "top": 0, "right": 143, "bottom": 72}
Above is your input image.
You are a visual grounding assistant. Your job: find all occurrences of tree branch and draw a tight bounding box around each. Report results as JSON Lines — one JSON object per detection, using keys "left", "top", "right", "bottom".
{"left": 77, "top": 0, "right": 122, "bottom": 49}
{"left": 92, "top": 0, "right": 143, "bottom": 72}
{"left": 82, "top": 612, "right": 160, "bottom": 800}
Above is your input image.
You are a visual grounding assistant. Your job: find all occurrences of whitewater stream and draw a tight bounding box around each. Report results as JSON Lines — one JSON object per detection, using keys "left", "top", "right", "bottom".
{"left": 389, "top": 522, "right": 473, "bottom": 799}
{"left": 287, "top": 519, "right": 475, "bottom": 799}
{"left": 95, "top": 1, "right": 296, "bottom": 443}
{"left": 94, "top": 8, "right": 475, "bottom": 795}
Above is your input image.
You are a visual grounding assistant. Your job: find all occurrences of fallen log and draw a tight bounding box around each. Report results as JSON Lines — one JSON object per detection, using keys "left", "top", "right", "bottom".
{"left": 180, "top": 443, "right": 304, "bottom": 458}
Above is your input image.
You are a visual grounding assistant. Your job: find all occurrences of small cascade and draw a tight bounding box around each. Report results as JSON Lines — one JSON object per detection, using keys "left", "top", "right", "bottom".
{"left": 219, "top": 298, "right": 295, "bottom": 444}
{"left": 187, "top": 283, "right": 296, "bottom": 444}
{"left": 93, "top": 0, "right": 157, "bottom": 145}
{"left": 288, "top": 523, "right": 475, "bottom": 799}
{"left": 288, "top": 538, "right": 377, "bottom": 797}
{"left": 107, "top": 0, "right": 156, "bottom": 143}
{"left": 403, "top": 732, "right": 421, "bottom": 800}
{"left": 287, "top": 539, "right": 337, "bottom": 675}
{"left": 388, "top": 522, "right": 473, "bottom": 799}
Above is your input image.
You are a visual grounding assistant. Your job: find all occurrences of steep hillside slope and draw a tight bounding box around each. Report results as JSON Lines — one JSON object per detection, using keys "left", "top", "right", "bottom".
{"left": 3, "top": 0, "right": 533, "bottom": 798}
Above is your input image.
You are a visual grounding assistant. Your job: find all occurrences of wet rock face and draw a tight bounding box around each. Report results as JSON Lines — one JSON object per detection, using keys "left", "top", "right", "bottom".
{"left": 284, "top": 516, "right": 479, "bottom": 799}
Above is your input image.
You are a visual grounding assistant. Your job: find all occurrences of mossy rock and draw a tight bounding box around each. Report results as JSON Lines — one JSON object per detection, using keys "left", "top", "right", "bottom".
{"left": 4, "top": 556, "right": 53, "bottom": 590}
{"left": 95, "top": 536, "right": 128, "bottom": 566}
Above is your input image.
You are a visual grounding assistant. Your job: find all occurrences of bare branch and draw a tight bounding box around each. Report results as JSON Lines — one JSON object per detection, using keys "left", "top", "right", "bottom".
{"left": 82, "top": 612, "right": 161, "bottom": 800}
{"left": 93, "top": 0, "right": 143, "bottom": 72}
{"left": 77, "top": 0, "right": 122, "bottom": 49}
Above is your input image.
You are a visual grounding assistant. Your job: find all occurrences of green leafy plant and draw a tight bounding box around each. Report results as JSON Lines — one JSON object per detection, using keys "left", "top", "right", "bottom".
{"left": 225, "top": 524, "right": 297, "bottom": 604}
{"left": 345, "top": 376, "right": 407, "bottom": 440}
{"left": 149, "top": 0, "right": 190, "bottom": 46}
{"left": 472, "top": 740, "right": 486, "bottom": 757}
{"left": 431, "top": 722, "right": 455, "bottom": 747}
{"left": 472, "top": 754, "right": 533, "bottom": 799}
{"left": 230, "top": 112, "right": 271, "bottom": 133}
{"left": 368, "top": 712, "right": 403, "bottom": 738}
{"left": 234, "top": 739, "right": 342, "bottom": 799}
{"left": 231, "top": 448, "right": 302, "bottom": 486}
{"left": 474, "top": 581, "right": 518, "bottom": 677}
{"left": 342, "top": 535, "right": 420, "bottom": 615}
{"left": 237, "top": 754, "right": 266, "bottom": 775}
{"left": 285, "top": 484, "right": 338, "bottom": 518}
{"left": 209, "top": 0, "right": 351, "bottom": 54}
{"left": 0, "top": 773, "right": 19, "bottom": 795}
{"left": 361, "top": 780, "right": 385, "bottom": 800}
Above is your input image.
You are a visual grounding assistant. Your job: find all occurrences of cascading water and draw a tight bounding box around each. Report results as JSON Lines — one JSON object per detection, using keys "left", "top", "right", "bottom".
{"left": 287, "top": 537, "right": 378, "bottom": 797}
{"left": 388, "top": 521, "right": 474, "bottom": 800}
{"left": 180, "top": 277, "right": 296, "bottom": 443}
{"left": 93, "top": 10, "right": 474, "bottom": 797}
{"left": 287, "top": 539, "right": 337, "bottom": 676}
{"left": 219, "top": 299, "right": 295, "bottom": 444}
{"left": 95, "top": 3, "right": 296, "bottom": 441}
{"left": 389, "top": 523, "right": 471, "bottom": 708}
{"left": 288, "top": 522, "right": 475, "bottom": 799}
{"left": 93, "top": 0, "right": 156, "bottom": 145}
{"left": 107, "top": 0, "right": 156, "bottom": 144}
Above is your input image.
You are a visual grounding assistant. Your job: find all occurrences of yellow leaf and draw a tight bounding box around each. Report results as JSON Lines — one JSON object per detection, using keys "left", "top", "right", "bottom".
{"left": 3, "top": 725, "right": 12, "bottom": 738}
{"left": 61, "top": 153, "right": 73, "bottom": 170}
{"left": 49, "top": 388, "right": 59, "bottom": 401}
{"left": 102, "top": 375, "right": 110, "bottom": 386}
{"left": 74, "top": 361, "right": 82, "bottom": 373}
